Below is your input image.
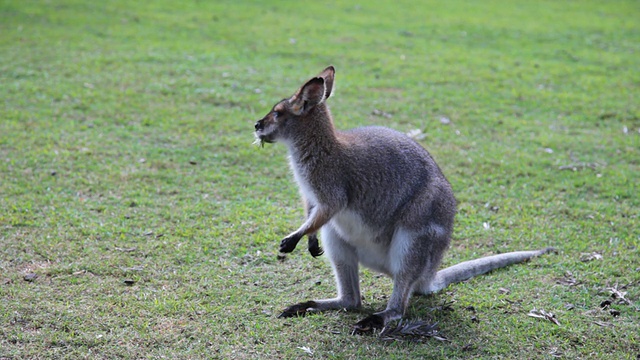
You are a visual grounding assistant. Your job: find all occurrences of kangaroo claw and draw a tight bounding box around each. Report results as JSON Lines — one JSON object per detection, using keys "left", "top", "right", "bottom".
{"left": 278, "top": 301, "right": 318, "bottom": 318}
{"left": 352, "top": 314, "right": 385, "bottom": 334}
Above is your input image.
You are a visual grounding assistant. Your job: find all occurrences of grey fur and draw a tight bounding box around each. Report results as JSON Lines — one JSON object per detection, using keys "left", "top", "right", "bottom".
{"left": 254, "top": 66, "right": 553, "bottom": 332}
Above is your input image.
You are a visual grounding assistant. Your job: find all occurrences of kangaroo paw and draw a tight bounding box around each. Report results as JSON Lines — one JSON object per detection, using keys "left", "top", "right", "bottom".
{"left": 308, "top": 235, "right": 324, "bottom": 257}
{"left": 352, "top": 314, "right": 385, "bottom": 334}
{"left": 279, "top": 234, "right": 302, "bottom": 253}
{"left": 278, "top": 301, "right": 318, "bottom": 318}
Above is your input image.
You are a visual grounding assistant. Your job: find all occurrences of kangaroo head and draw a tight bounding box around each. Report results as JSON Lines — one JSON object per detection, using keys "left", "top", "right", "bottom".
{"left": 254, "top": 66, "right": 335, "bottom": 146}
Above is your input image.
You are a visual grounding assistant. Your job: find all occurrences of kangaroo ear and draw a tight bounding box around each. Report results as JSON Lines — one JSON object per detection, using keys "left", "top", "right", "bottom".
{"left": 290, "top": 77, "right": 326, "bottom": 115}
{"left": 317, "top": 66, "right": 335, "bottom": 98}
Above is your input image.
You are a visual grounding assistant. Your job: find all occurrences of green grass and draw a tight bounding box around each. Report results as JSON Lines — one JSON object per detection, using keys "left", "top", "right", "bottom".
{"left": 1, "top": 0, "right": 639, "bottom": 358}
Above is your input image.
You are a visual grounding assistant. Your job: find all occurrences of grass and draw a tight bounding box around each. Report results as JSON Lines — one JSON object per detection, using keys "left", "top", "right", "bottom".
{"left": 1, "top": 0, "right": 638, "bottom": 358}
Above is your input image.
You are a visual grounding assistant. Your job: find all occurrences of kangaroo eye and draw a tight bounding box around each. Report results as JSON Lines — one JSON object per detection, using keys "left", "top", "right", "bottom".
{"left": 273, "top": 111, "right": 280, "bottom": 118}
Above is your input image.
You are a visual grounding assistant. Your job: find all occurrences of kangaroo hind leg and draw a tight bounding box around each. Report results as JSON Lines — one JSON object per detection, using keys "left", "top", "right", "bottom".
{"left": 279, "top": 226, "right": 361, "bottom": 317}
{"left": 353, "top": 228, "right": 445, "bottom": 332}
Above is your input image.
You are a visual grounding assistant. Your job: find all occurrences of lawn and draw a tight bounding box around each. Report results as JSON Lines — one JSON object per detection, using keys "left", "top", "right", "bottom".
{"left": 1, "top": 0, "right": 638, "bottom": 358}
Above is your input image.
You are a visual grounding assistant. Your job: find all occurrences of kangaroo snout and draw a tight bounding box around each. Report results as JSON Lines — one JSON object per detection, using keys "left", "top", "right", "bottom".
{"left": 254, "top": 120, "right": 264, "bottom": 131}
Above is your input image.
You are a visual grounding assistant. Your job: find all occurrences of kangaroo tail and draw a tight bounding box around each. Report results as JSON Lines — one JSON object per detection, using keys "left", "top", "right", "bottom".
{"left": 425, "top": 247, "right": 556, "bottom": 294}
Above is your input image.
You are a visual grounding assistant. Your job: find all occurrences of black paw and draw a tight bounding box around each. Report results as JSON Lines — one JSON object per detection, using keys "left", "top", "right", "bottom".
{"left": 278, "top": 301, "right": 318, "bottom": 318}
{"left": 308, "top": 235, "right": 324, "bottom": 258}
{"left": 352, "top": 314, "right": 385, "bottom": 334}
{"left": 279, "top": 234, "right": 302, "bottom": 253}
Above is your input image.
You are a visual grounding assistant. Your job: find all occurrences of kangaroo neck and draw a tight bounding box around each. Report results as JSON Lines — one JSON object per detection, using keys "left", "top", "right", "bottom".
{"left": 286, "top": 105, "right": 339, "bottom": 166}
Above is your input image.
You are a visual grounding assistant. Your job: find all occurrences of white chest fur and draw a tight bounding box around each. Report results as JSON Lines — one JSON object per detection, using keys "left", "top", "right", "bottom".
{"left": 288, "top": 157, "right": 318, "bottom": 205}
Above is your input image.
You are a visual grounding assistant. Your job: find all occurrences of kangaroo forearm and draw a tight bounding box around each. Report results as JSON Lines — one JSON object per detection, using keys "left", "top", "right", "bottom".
{"left": 293, "top": 206, "right": 332, "bottom": 237}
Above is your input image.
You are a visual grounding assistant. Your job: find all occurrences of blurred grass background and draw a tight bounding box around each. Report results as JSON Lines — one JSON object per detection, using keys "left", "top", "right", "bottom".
{"left": 1, "top": 0, "right": 638, "bottom": 358}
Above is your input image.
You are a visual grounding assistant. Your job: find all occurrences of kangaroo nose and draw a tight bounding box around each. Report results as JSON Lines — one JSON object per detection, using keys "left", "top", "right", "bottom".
{"left": 255, "top": 120, "right": 263, "bottom": 131}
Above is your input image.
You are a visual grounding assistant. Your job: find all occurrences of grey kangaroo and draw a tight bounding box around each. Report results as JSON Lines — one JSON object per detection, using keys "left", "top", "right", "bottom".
{"left": 254, "top": 66, "right": 553, "bottom": 332}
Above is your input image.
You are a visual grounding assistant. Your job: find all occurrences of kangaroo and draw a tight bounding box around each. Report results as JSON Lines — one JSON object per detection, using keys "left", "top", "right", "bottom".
{"left": 254, "top": 66, "right": 554, "bottom": 332}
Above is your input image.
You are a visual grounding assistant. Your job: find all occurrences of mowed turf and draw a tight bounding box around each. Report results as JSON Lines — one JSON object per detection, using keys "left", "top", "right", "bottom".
{"left": 1, "top": 0, "right": 638, "bottom": 358}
